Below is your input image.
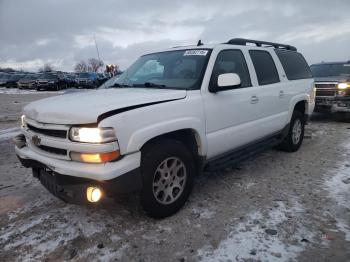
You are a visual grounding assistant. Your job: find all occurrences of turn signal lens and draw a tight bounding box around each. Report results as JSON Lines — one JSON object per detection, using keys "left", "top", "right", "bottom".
{"left": 87, "top": 187, "right": 102, "bottom": 202}
{"left": 70, "top": 150, "right": 120, "bottom": 163}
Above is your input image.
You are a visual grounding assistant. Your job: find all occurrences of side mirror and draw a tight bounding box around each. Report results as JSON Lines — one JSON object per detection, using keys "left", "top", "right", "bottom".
{"left": 217, "top": 73, "right": 241, "bottom": 88}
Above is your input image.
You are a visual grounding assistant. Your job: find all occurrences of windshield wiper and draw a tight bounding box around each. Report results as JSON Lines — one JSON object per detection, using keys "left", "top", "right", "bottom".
{"left": 133, "top": 82, "right": 167, "bottom": 89}
{"left": 110, "top": 83, "right": 133, "bottom": 88}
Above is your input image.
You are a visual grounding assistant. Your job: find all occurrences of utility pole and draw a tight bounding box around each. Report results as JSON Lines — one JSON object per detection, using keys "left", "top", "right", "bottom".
{"left": 93, "top": 34, "right": 102, "bottom": 72}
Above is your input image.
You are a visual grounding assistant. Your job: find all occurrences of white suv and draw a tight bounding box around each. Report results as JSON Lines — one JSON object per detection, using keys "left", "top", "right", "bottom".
{"left": 15, "top": 38, "right": 315, "bottom": 217}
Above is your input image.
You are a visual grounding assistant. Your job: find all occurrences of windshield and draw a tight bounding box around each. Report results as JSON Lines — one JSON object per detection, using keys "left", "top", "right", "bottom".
{"left": 310, "top": 63, "right": 350, "bottom": 77}
{"left": 39, "top": 74, "right": 58, "bottom": 80}
{"left": 78, "top": 72, "right": 92, "bottom": 78}
{"left": 23, "top": 74, "right": 37, "bottom": 80}
{"left": 103, "top": 49, "right": 211, "bottom": 90}
{"left": 10, "top": 74, "right": 24, "bottom": 80}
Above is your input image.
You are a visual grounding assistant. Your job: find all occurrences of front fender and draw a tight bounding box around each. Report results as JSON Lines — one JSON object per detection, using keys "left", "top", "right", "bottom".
{"left": 126, "top": 117, "right": 207, "bottom": 156}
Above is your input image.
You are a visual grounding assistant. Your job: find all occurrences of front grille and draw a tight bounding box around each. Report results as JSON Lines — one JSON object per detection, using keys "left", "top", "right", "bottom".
{"left": 27, "top": 124, "right": 67, "bottom": 138}
{"left": 315, "top": 83, "right": 337, "bottom": 97}
{"left": 37, "top": 145, "right": 67, "bottom": 155}
{"left": 316, "top": 90, "right": 336, "bottom": 96}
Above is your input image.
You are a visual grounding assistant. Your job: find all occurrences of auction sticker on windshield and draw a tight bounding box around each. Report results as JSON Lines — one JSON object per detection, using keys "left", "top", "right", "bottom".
{"left": 183, "top": 50, "right": 208, "bottom": 56}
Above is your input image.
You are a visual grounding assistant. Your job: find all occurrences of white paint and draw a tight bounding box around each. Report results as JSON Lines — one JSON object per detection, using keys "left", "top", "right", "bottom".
{"left": 197, "top": 201, "right": 312, "bottom": 262}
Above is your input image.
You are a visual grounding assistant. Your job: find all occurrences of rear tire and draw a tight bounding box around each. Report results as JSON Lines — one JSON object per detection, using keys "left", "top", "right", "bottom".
{"left": 140, "top": 139, "right": 195, "bottom": 218}
{"left": 277, "top": 110, "right": 305, "bottom": 152}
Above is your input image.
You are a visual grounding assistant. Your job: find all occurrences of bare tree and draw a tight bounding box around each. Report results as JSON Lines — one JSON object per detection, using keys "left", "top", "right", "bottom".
{"left": 74, "top": 60, "right": 88, "bottom": 73}
{"left": 87, "top": 58, "right": 104, "bottom": 72}
{"left": 39, "top": 63, "right": 54, "bottom": 72}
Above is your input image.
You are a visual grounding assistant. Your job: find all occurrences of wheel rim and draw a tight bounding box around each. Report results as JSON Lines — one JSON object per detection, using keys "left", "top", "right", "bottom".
{"left": 152, "top": 157, "right": 187, "bottom": 205}
{"left": 292, "top": 119, "right": 302, "bottom": 145}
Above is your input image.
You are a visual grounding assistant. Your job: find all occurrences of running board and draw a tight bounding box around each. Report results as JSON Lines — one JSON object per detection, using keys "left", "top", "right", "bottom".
{"left": 204, "top": 134, "right": 283, "bottom": 172}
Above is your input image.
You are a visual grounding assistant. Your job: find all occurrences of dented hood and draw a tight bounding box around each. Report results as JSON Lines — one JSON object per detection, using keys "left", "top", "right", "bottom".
{"left": 24, "top": 88, "right": 186, "bottom": 124}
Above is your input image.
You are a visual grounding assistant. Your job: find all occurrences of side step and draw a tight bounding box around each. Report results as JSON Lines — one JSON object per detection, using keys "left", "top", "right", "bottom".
{"left": 204, "top": 135, "right": 282, "bottom": 172}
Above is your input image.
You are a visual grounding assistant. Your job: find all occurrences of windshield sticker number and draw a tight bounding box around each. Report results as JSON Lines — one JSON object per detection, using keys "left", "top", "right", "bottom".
{"left": 183, "top": 50, "right": 208, "bottom": 56}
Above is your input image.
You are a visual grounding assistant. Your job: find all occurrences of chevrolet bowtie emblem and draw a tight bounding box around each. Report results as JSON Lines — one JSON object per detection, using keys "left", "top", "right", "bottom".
{"left": 32, "top": 135, "right": 41, "bottom": 146}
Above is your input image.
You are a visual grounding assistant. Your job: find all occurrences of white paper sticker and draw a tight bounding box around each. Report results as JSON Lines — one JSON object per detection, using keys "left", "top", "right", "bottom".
{"left": 344, "top": 64, "right": 350, "bottom": 67}
{"left": 183, "top": 50, "right": 208, "bottom": 56}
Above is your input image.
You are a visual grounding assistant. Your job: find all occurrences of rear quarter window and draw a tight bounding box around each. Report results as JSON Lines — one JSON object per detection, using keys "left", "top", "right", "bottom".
{"left": 276, "top": 50, "right": 312, "bottom": 80}
{"left": 249, "top": 50, "right": 280, "bottom": 86}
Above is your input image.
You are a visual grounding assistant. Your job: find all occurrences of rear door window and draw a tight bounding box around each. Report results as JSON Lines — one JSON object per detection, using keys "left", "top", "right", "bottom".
{"left": 249, "top": 50, "right": 280, "bottom": 85}
{"left": 276, "top": 50, "right": 312, "bottom": 80}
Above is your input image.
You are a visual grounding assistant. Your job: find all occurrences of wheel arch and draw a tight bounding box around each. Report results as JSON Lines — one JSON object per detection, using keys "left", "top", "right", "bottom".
{"left": 140, "top": 128, "right": 204, "bottom": 157}
{"left": 289, "top": 97, "right": 309, "bottom": 124}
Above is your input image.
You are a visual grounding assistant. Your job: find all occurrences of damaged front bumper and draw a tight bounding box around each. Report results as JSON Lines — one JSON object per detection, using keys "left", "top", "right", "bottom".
{"left": 14, "top": 134, "right": 142, "bottom": 204}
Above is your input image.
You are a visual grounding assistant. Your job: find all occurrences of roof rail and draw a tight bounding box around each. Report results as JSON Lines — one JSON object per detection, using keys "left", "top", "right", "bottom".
{"left": 226, "top": 38, "right": 297, "bottom": 51}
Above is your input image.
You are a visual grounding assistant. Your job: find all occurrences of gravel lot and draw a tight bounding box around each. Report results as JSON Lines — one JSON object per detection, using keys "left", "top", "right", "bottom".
{"left": 0, "top": 89, "right": 349, "bottom": 261}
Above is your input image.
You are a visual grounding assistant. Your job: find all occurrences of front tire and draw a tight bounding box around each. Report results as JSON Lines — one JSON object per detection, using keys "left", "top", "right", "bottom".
{"left": 277, "top": 110, "right": 305, "bottom": 152}
{"left": 140, "top": 139, "right": 195, "bottom": 218}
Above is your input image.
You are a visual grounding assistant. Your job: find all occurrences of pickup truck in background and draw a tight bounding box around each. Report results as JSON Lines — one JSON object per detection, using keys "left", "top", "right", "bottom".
{"left": 310, "top": 61, "right": 350, "bottom": 120}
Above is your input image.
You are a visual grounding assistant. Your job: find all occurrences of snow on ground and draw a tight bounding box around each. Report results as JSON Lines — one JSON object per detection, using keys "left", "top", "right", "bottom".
{"left": 0, "top": 198, "right": 125, "bottom": 261}
{"left": 197, "top": 200, "right": 312, "bottom": 262}
{"left": 0, "top": 127, "right": 20, "bottom": 142}
{"left": 0, "top": 87, "right": 65, "bottom": 95}
{"left": 323, "top": 142, "right": 350, "bottom": 241}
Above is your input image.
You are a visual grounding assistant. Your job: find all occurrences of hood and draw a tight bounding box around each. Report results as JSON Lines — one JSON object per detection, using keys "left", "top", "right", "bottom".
{"left": 24, "top": 88, "right": 187, "bottom": 124}
{"left": 314, "top": 76, "right": 350, "bottom": 83}
{"left": 19, "top": 80, "right": 36, "bottom": 84}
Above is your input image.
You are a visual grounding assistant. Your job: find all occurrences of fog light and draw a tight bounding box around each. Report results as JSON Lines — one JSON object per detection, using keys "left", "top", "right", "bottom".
{"left": 87, "top": 187, "right": 102, "bottom": 203}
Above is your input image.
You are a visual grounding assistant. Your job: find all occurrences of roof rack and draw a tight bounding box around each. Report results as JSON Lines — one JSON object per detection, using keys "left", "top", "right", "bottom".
{"left": 226, "top": 38, "right": 297, "bottom": 51}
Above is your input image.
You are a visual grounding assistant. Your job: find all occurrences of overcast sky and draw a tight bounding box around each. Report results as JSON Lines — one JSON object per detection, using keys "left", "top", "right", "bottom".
{"left": 0, "top": 0, "right": 349, "bottom": 72}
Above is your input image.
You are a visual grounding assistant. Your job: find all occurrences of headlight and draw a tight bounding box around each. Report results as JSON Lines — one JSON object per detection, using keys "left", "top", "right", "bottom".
{"left": 69, "top": 127, "right": 116, "bottom": 143}
{"left": 338, "top": 83, "right": 350, "bottom": 89}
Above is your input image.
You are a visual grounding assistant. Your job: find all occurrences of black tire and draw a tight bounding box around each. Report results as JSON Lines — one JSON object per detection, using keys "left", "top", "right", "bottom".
{"left": 277, "top": 110, "right": 305, "bottom": 152}
{"left": 140, "top": 139, "right": 196, "bottom": 218}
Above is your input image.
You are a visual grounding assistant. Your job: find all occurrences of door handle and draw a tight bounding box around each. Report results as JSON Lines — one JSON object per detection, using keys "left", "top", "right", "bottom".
{"left": 279, "top": 90, "right": 284, "bottom": 98}
{"left": 251, "top": 95, "right": 259, "bottom": 104}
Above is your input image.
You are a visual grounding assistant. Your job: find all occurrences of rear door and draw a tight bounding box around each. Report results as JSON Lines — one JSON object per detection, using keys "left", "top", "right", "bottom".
{"left": 274, "top": 50, "right": 313, "bottom": 123}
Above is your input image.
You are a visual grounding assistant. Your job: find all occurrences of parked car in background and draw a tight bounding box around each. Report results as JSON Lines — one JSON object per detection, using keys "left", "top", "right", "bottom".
{"left": 76, "top": 72, "right": 99, "bottom": 88}
{"left": 310, "top": 61, "right": 350, "bottom": 119}
{"left": 63, "top": 73, "right": 77, "bottom": 88}
{"left": 15, "top": 38, "right": 314, "bottom": 218}
{"left": 36, "top": 73, "right": 68, "bottom": 91}
{"left": 97, "top": 73, "right": 109, "bottom": 85}
{"left": 6, "top": 73, "right": 26, "bottom": 88}
{"left": 0, "top": 73, "right": 11, "bottom": 87}
{"left": 18, "top": 74, "right": 40, "bottom": 89}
